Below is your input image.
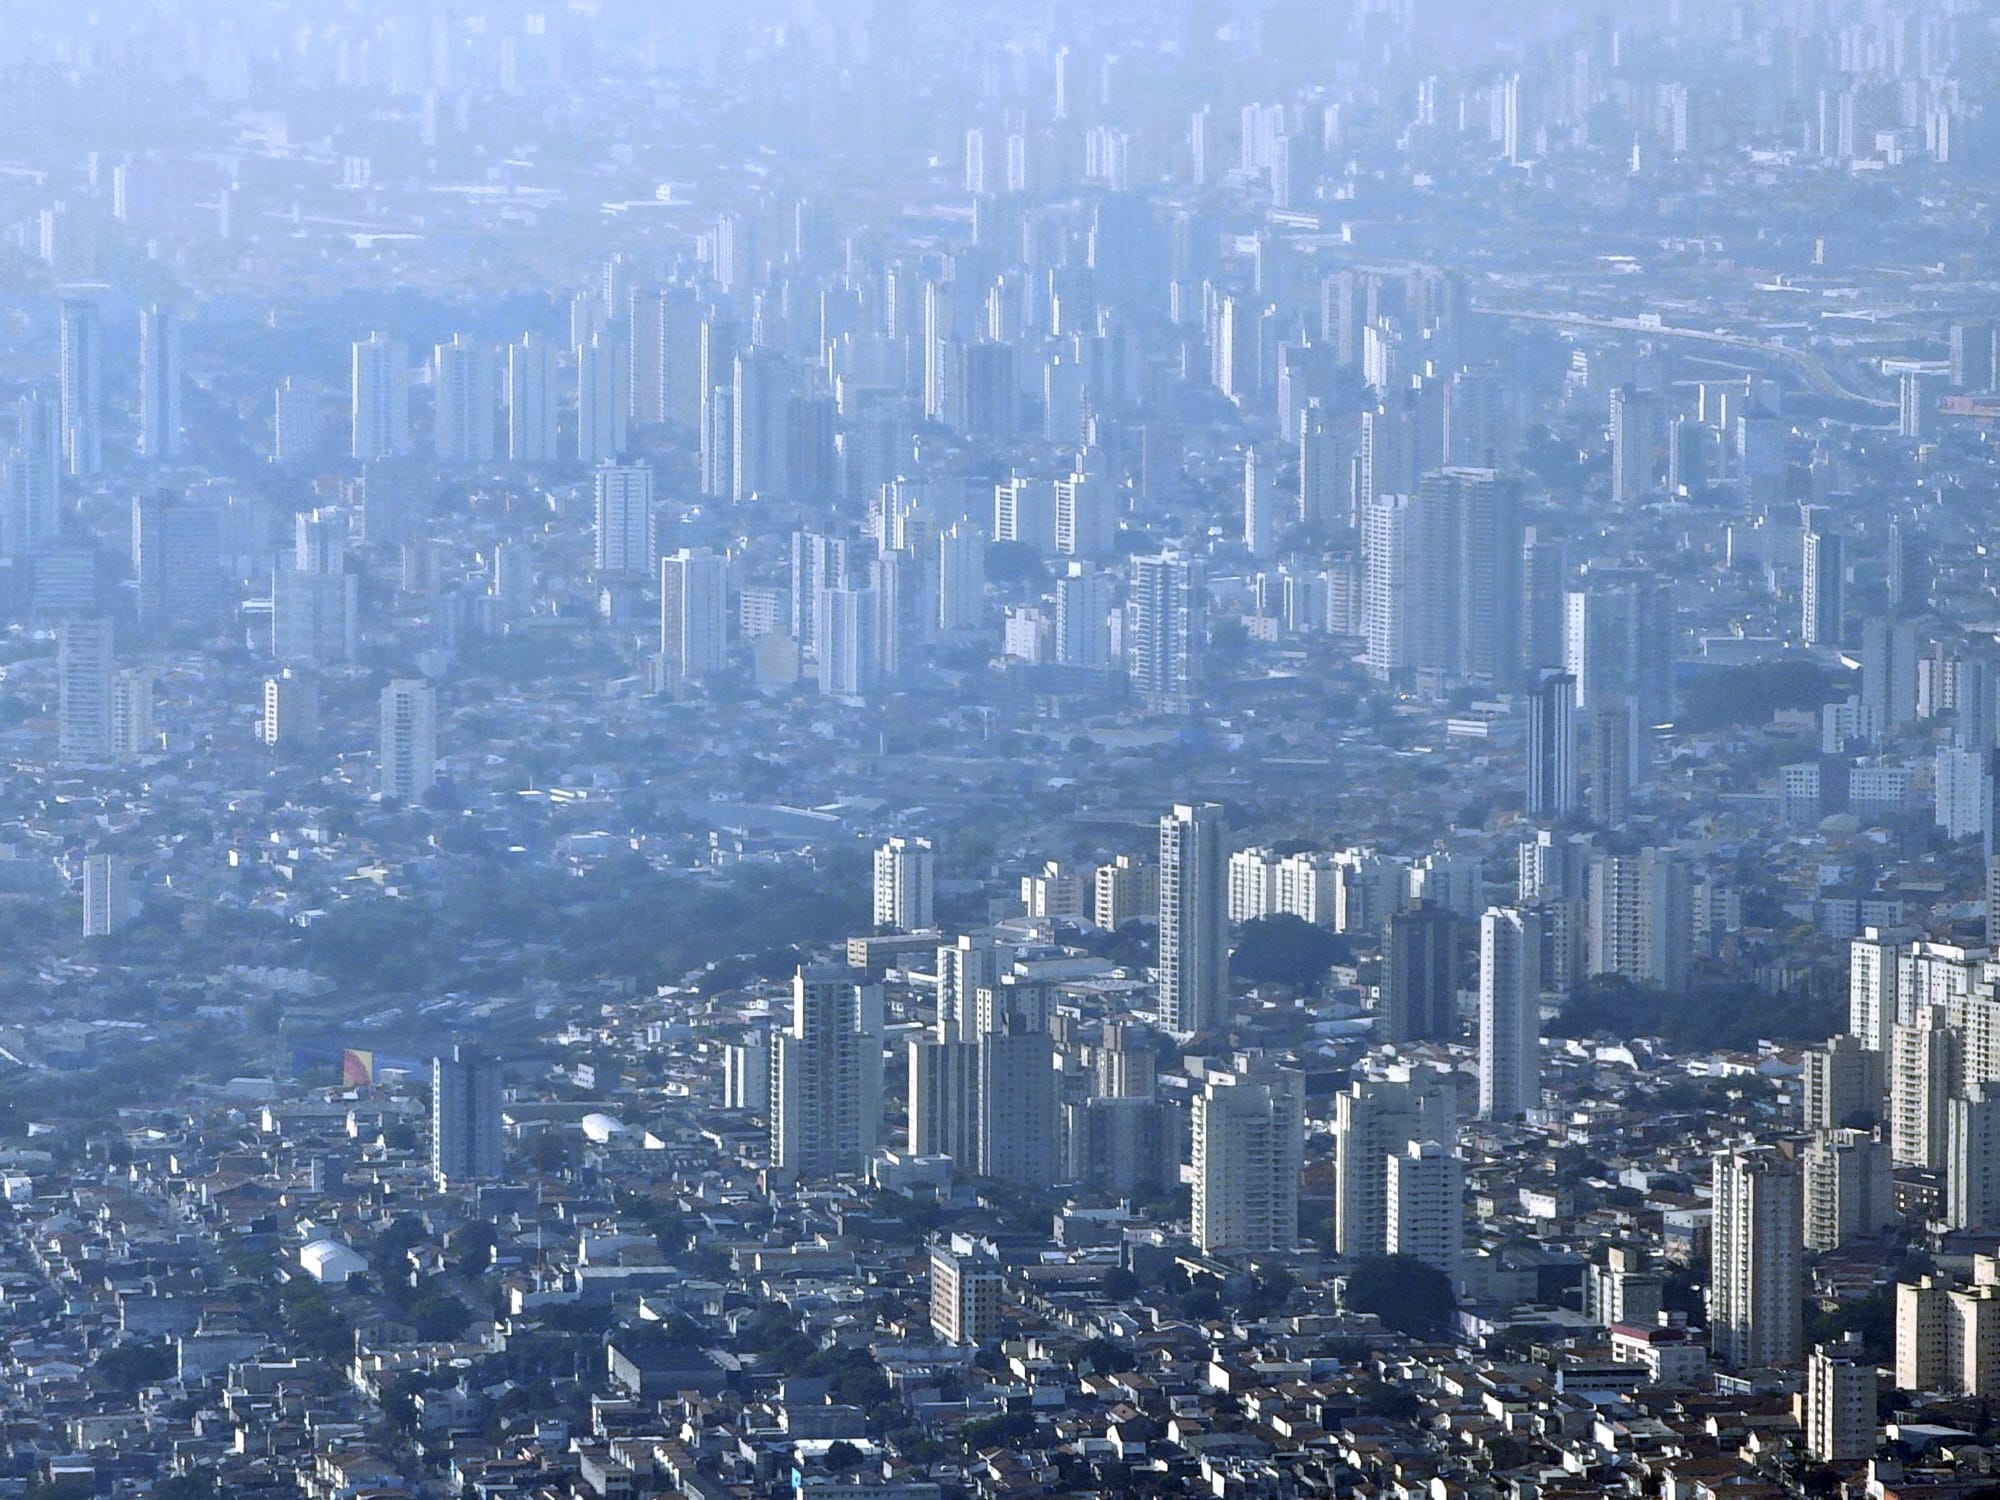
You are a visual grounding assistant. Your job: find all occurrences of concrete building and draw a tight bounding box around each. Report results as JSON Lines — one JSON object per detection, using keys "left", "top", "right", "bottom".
{"left": 1159, "top": 803, "right": 1229, "bottom": 1036}
{"left": 929, "top": 1244, "right": 1001, "bottom": 1346}
{"left": 431, "top": 1044, "right": 503, "bottom": 1186}
{"left": 1478, "top": 905, "right": 1542, "bottom": 1120}
{"left": 772, "top": 967, "right": 883, "bottom": 1180}
{"left": 379, "top": 678, "right": 438, "bottom": 803}
{"left": 1710, "top": 1144, "right": 1804, "bottom": 1370}
{"left": 1191, "top": 1059, "right": 1304, "bottom": 1254}
{"left": 1385, "top": 1139, "right": 1463, "bottom": 1274}
{"left": 872, "top": 836, "right": 935, "bottom": 933}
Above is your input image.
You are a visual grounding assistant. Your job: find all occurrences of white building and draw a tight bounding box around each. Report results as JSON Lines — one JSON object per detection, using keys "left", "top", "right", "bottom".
{"left": 1191, "top": 1060, "right": 1304, "bottom": 1254}
{"left": 350, "top": 331, "right": 409, "bottom": 460}
{"left": 379, "top": 678, "right": 438, "bottom": 803}
{"left": 872, "top": 836, "right": 935, "bottom": 933}
{"left": 1331, "top": 1067, "right": 1457, "bottom": 1259}
{"left": 593, "top": 461, "right": 655, "bottom": 576}
{"left": 1804, "top": 1338, "right": 1877, "bottom": 1463}
{"left": 432, "top": 334, "right": 496, "bottom": 463}
{"left": 1710, "top": 1144, "right": 1804, "bottom": 1370}
{"left": 57, "top": 616, "right": 113, "bottom": 763}
{"left": 1160, "top": 803, "right": 1229, "bottom": 1035}
{"left": 1385, "top": 1139, "right": 1463, "bottom": 1274}
{"left": 771, "top": 966, "right": 883, "bottom": 1180}
{"left": 660, "top": 548, "right": 728, "bottom": 688}
{"left": 1478, "top": 906, "right": 1542, "bottom": 1120}
{"left": 81, "top": 854, "right": 133, "bottom": 938}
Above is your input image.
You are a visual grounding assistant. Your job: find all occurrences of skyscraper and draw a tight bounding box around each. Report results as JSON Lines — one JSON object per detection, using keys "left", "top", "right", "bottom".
{"left": 1331, "top": 1066, "right": 1457, "bottom": 1258}
{"left": 815, "top": 583, "right": 881, "bottom": 697}
{"left": 131, "top": 491, "right": 222, "bottom": 634}
{"left": 1386, "top": 1139, "right": 1464, "bottom": 1273}
{"left": 1129, "top": 553, "right": 1201, "bottom": 712}
{"left": 1802, "top": 507, "right": 1844, "bottom": 648}
{"left": 1243, "top": 448, "right": 1276, "bottom": 558}
{"left": 1710, "top": 1144, "right": 1804, "bottom": 1369}
{"left": 1587, "top": 848, "right": 1693, "bottom": 992}
{"left": 772, "top": 966, "right": 883, "bottom": 1180}
{"left": 431, "top": 1044, "right": 503, "bottom": 1186}
{"left": 1563, "top": 568, "right": 1676, "bottom": 736}
{"left": 659, "top": 548, "right": 728, "bottom": 689}
{"left": 1804, "top": 1339, "right": 1877, "bottom": 1463}
{"left": 1159, "top": 802, "right": 1229, "bottom": 1036}
{"left": 575, "top": 331, "right": 629, "bottom": 463}
{"left": 1609, "top": 384, "right": 1654, "bottom": 506}
{"left": 379, "top": 678, "right": 438, "bottom": 803}
{"left": 1380, "top": 901, "right": 1458, "bottom": 1042}
{"left": 938, "top": 524, "right": 986, "bottom": 633}
{"left": 433, "top": 335, "right": 497, "bottom": 463}
{"left": 137, "top": 305, "right": 182, "bottom": 462}
{"left": 592, "top": 461, "right": 655, "bottom": 576}
{"left": 4, "top": 391, "right": 61, "bottom": 556}
{"left": 57, "top": 616, "right": 113, "bottom": 763}
{"left": 81, "top": 854, "right": 133, "bottom": 938}
{"left": 351, "top": 332, "right": 410, "bottom": 461}
{"left": 1364, "top": 468, "right": 1523, "bottom": 688}
{"left": 873, "top": 836, "right": 935, "bottom": 932}
{"left": 261, "top": 669, "right": 320, "bottom": 750}
{"left": 506, "top": 332, "right": 558, "bottom": 463}
{"left": 58, "top": 293, "right": 103, "bottom": 479}
{"left": 976, "top": 1017, "right": 1059, "bottom": 1186}
{"left": 1478, "top": 906, "right": 1543, "bottom": 1120}
{"left": 1191, "top": 1059, "right": 1304, "bottom": 1254}
{"left": 1525, "top": 671, "right": 1579, "bottom": 818}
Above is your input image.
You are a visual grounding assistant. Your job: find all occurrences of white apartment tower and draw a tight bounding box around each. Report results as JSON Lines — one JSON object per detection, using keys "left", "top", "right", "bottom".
{"left": 378, "top": 678, "right": 438, "bottom": 803}
{"left": 1159, "top": 802, "right": 1229, "bottom": 1036}
{"left": 1710, "top": 1144, "right": 1804, "bottom": 1370}
{"left": 1478, "top": 905, "right": 1543, "bottom": 1120}
{"left": 873, "top": 836, "right": 935, "bottom": 932}
{"left": 1191, "top": 1060, "right": 1305, "bottom": 1254}
{"left": 771, "top": 966, "right": 884, "bottom": 1180}
{"left": 350, "top": 332, "right": 409, "bottom": 460}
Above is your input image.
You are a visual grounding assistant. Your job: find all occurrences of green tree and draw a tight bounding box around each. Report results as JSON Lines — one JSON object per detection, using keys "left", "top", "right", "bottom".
{"left": 1344, "top": 1254, "right": 1457, "bottom": 1340}
{"left": 1231, "top": 914, "right": 1352, "bottom": 991}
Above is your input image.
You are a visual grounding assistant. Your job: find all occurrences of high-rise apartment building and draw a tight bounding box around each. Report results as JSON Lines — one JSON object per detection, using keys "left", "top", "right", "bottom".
{"left": 1386, "top": 1139, "right": 1464, "bottom": 1274}
{"left": 351, "top": 332, "right": 410, "bottom": 461}
{"left": 433, "top": 334, "right": 496, "bottom": 463}
{"left": 1191, "top": 1059, "right": 1304, "bottom": 1254}
{"left": 1709, "top": 1144, "right": 1804, "bottom": 1369}
{"left": 1804, "top": 1339, "right": 1877, "bottom": 1463}
{"left": 1526, "top": 671, "right": 1579, "bottom": 818}
{"left": 1802, "top": 1127, "right": 1894, "bottom": 1252}
{"left": 1331, "top": 1066, "right": 1457, "bottom": 1259}
{"left": 575, "top": 331, "right": 629, "bottom": 462}
{"left": 873, "top": 836, "right": 935, "bottom": 932}
{"left": 82, "top": 854, "right": 133, "bottom": 938}
{"left": 1802, "top": 506, "right": 1845, "bottom": 648}
{"left": 1159, "top": 803, "right": 1228, "bottom": 1036}
{"left": 137, "top": 305, "right": 182, "bottom": 461}
{"left": 57, "top": 616, "right": 113, "bottom": 763}
{"left": 431, "top": 1044, "right": 503, "bottom": 1186}
{"left": 58, "top": 293, "right": 102, "bottom": 478}
{"left": 659, "top": 548, "right": 728, "bottom": 689}
{"left": 1129, "top": 553, "right": 1201, "bottom": 712}
{"left": 379, "top": 678, "right": 438, "bottom": 803}
{"left": 592, "top": 461, "right": 654, "bottom": 577}
{"left": 1380, "top": 901, "right": 1457, "bottom": 1042}
{"left": 1479, "top": 905, "right": 1543, "bottom": 1120}
{"left": 506, "top": 332, "right": 558, "bottom": 463}
{"left": 771, "top": 966, "right": 883, "bottom": 1180}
